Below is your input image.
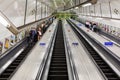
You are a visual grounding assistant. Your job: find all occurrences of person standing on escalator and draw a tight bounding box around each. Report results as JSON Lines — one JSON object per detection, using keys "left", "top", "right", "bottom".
{"left": 92, "top": 23, "right": 97, "bottom": 32}
{"left": 37, "top": 27, "right": 42, "bottom": 40}
{"left": 29, "top": 27, "right": 37, "bottom": 44}
{"left": 41, "top": 21, "right": 46, "bottom": 34}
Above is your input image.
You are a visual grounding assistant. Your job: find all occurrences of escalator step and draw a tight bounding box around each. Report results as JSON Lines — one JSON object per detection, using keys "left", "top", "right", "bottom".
{"left": 51, "top": 64, "right": 67, "bottom": 66}
{"left": 50, "top": 67, "right": 67, "bottom": 71}
{"left": 49, "top": 71, "right": 68, "bottom": 75}
{"left": 48, "top": 75, "right": 68, "bottom": 80}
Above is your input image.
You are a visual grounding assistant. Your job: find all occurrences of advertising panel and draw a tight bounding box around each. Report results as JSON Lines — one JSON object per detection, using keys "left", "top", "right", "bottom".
{"left": 0, "top": 41, "right": 3, "bottom": 54}
{"left": 4, "top": 38, "right": 10, "bottom": 49}
{"left": 10, "top": 35, "right": 15, "bottom": 46}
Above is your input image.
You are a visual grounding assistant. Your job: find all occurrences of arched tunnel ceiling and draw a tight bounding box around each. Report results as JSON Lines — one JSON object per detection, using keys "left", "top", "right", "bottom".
{"left": 40, "top": 0, "right": 92, "bottom": 10}
{"left": 40, "top": 0, "right": 120, "bottom": 10}
{"left": 1, "top": 0, "right": 119, "bottom": 28}
{"left": 39, "top": 0, "right": 73, "bottom": 10}
{"left": 39, "top": 0, "right": 97, "bottom": 10}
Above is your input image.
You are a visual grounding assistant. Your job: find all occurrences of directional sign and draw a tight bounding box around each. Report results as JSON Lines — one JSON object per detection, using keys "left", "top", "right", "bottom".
{"left": 77, "top": 24, "right": 82, "bottom": 27}
{"left": 40, "top": 43, "right": 46, "bottom": 46}
{"left": 104, "top": 42, "right": 113, "bottom": 46}
{"left": 72, "top": 42, "right": 79, "bottom": 46}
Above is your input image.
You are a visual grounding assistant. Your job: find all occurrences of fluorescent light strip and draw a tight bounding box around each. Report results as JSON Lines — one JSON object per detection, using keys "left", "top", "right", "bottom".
{"left": 75, "top": 7, "right": 79, "bottom": 9}
{"left": 82, "top": 3, "right": 92, "bottom": 7}
{"left": 53, "top": 0, "right": 58, "bottom": 8}
{"left": 0, "top": 16, "right": 10, "bottom": 27}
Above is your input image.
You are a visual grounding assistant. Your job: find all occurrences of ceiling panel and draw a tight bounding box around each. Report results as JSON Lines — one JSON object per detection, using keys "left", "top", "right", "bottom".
{"left": 0, "top": 0, "right": 26, "bottom": 27}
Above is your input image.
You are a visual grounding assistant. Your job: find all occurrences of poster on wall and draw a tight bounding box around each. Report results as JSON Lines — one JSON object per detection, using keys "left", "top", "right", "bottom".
{"left": 0, "top": 41, "right": 3, "bottom": 54}
{"left": 4, "top": 38, "right": 10, "bottom": 49}
{"left": 19, "top": 33, "right": 22, "bottom": 41}
{"left": 10, "top": 35, "right": 15, "bottom": 46}
{"left": 15, "top": 35, "right": 18, "bottom": 43}
{"left": 105, "top": 25, "right": 109, "bottom": 32}
{"left": 118, "top": 28, "right": 120, "bottom": 37}
{"left": 110, "top": 26, "right": 113, "bottom": 33}
{"left": 22, "top": 31, "right": 25, "bottom": 39}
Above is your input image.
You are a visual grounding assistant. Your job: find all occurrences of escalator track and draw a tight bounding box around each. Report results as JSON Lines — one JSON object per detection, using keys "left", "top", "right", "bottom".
{"left": 0, "top": 43, "right": 36, "bottom": 80}
{"left": 47, "top": 20, "right": 68, "bottom": 80}
{"left": 67, "top": 20, "right": 120, "bottom": 80}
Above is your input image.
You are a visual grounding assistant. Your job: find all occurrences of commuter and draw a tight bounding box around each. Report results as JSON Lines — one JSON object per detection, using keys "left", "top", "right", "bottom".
{"left": 41, "top": 24, "right": 44, "bottom": 34}
{"left": 37, "top": 27, "right": 42, "bottom": 40}
{"left": 92, "top": 23, "right": 101, "bottom": 33}
{"left": 34, "top": 31, "right": 38, "bottom": 42}
{"left": 25, "top": 30, "right": 30, "bottom": 43}
{"left": 85, "top": 21, "right": 89, "bottom": 28}
{"left": 44, "top": 21, "right": 49, "bottom": 32}
{"left": 89, "top": 22, "right": 93, "bottom": 30}
{"left": 92, "top": 23, "right": 97, "bottom": 32}
{"left": 29, "top": 27, "right": 37, "bottom": 43}
{"left": 41, "top": 21, "right": 46, "bottom": 34}
{"left": 97, "top": 27, "right": 101, "bottom": 34}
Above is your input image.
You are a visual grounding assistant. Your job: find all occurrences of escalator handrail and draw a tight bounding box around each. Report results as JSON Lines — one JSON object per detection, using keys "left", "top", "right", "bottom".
{"left": 62, "top": 20, "right": 79, "bottom": 80}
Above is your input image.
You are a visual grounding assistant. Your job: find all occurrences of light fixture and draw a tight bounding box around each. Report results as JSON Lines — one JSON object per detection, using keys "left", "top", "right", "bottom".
{"left": 88, "top": 16, "right": 92, "bottom": 18}
{"left": 0, "top": 16, "right": 10, "bottom": 27}
{"left": 75, "top": 7, "right": 79, "bottom": 9}
{"left": 82, "top": 3, "right": 92, "bottom": 7}
{"left": 96, "top": 17, "right": 103, "bottom": 20}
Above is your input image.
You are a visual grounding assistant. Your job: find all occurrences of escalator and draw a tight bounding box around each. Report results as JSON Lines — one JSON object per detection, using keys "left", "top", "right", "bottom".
{"left": 47, "top": 20, "right": 68, "bottom": 80}
{"left": 68, "top": 20, "right": 120, "bottom": 80}
{"left": 0, "top": 43, "right": 36, "bottom": 80}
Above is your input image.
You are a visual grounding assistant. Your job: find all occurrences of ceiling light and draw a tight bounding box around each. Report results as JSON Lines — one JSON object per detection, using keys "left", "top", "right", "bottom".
{"left": 0, "top": 16, "right": 10, "bottom": 27}
{"left": 75, "top": 7, "right": 79, "bottom": 9}
{"left": 82, "top": 3, "right": 92, "bottom": 7}
{"left": 96, "top": 18, "right": 103, "bottom": 20}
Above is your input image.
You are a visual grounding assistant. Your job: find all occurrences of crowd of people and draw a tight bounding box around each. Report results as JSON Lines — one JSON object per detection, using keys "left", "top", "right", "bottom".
{"left": 85, "top": 21, "right": 101, "bottom": 33}
{"left": 28, "top": 20, "right": 52, "bottom": 44}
